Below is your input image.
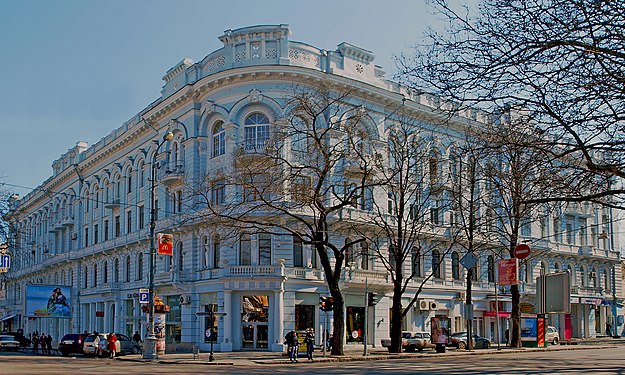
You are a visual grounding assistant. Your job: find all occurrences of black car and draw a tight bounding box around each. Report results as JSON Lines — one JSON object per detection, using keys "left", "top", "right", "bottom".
{"left": 59, "top": 333, "right": 90, "bottom": 356}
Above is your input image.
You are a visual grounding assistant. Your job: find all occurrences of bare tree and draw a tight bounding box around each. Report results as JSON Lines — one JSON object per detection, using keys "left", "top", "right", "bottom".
{"left": 188, "top": 84, "right": 383, "bottom": 355}
{"left": 348, "top": 113, "right": 462, "bottom": 353}
{"left": 398, "top": 0, "right": 625, "bottom": 197}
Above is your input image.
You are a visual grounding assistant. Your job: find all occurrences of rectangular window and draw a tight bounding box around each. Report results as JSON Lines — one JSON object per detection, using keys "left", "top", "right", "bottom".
{"left": 293, "top": 236, "right": 303, "bottom": 267}
{"left": 565, "top": 216, "right": 574, "bottom": 244}
{"left": 127, "top": 211, "right": 132, "bottom": 233}
{"left": 104, "top": 220, "right": 109, "bottom": 241}
{"left": 84, "top": 227, "right": 89, "bottom": 247}
{"left": 127, "top": 175, "right": 132, "bottom": 194}
{"left": 259, "top": 233, "right": 271, "bottom": 265}
{"left": 139, "top": 206, "right": 145, "bottom": 229}
{"left": 239, "top": 233, "right": 251, "bottom": 265}
{"left": 115, "top": 215, "right": 121, "bottom": 238}
{"left": 360, "top": 187, "right": 373, "bottom": 211}
{"left": 94, "top": 224, "right": 99, "bottom": 244}
{"left": 211, "top": 179, "right": 225, "bottom": 205}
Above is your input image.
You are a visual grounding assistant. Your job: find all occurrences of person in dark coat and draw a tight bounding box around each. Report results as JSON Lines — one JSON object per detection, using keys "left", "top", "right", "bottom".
{"left": 304, "top": 328, "right": 315, "bottom": 361}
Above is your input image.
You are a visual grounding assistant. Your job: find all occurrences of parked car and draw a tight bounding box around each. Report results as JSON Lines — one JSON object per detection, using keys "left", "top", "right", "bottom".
{"left": 0, "top": 335, "right": 20, "bottom": 351}
{"left": 82, "top": 334, "right": 103, "bottom": 357}
{"left": 97, "top": 333, "right": 141, "bottom": 357}
{"left": 381, "top": 331, "right": 436, "bottom": 352}
{"left": 450, "top": 332, "right": 491, "bottom": 349}
{"left": 59, "top": 333, "right": 91, "bottom": 356}
{"left": 546, "top": 326, "right": 560, "bottom": 345}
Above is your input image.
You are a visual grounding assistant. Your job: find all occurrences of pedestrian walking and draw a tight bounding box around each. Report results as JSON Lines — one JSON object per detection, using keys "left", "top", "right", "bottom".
{"left": 304, "top": 328, "right": 315, "bottom": 361}
{"left": 93, "top": 332, "right": 101, "bottom": 357}
{"left": 108, "top": 333, "right": 117, "bottom": 359}
{"left": 132, "top": 330, "right": 142, "bottom": 343}
{"left": 45, "top": 334, "right": 52, "bottom": 355}
{"left": 39, "top": 333, "right": 47, "bottom": 355}
{"left": 284, "top": 330, "right": 299, "bottom": 363}
{"left": 32, "top": 332, "right": 39, "bottom": 354}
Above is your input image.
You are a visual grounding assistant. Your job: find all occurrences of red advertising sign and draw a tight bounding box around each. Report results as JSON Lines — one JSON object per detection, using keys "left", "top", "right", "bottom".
{"left": 498, "top": 258, "right": 519, "bottom": 285}
{"left": 514, "top": 244, "right": 531, "bottom": 259}
{"left": 157, "top": 233, "right": 173, "bottom": 255}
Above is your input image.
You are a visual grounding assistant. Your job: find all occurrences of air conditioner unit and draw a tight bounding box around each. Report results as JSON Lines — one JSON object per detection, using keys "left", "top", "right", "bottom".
{"left": 429, "top": 301, "right": 439, "bottom": 311}
{"left": 179, "top": 295, "right": 191, "bottom": 305}
{"left": 457, "top": 292, "right": 466, "bottom": 301}
{"left": 70, "top": 232, "right": 77, "bottom": 240}
{"left": 418, "top": 299, "right": 430, "bottom": 311}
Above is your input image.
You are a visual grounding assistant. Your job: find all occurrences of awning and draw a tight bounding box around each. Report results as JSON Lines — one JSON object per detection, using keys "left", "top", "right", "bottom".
{"left": 0, "top": 313, "right": 16, "bottom": 322}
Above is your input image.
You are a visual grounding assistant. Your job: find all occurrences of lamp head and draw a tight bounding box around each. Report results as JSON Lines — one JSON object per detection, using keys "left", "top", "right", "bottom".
{"left": 163, "top": 131, "right": 174, "bottom": 142}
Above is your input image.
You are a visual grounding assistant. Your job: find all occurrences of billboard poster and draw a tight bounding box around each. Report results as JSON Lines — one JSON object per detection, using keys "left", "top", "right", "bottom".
{"left": 25, "top": 285, "right": 72, "bottom": 318}
{"left": 520, "top": 316, "right": 537, "bottom": 341}
{"left": 497, "top": 258, "right": 519, "bottom": 285}
{"left": 157, "top": 233, "right": 173, "bottom": 255}
{"left": 430, "top": 316, "right": 451, "bottom": 344}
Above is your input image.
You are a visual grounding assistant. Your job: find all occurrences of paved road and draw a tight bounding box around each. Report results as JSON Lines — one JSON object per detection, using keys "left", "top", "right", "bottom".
{"left": 2, "top": 346, "right": 625, "bottom": 374}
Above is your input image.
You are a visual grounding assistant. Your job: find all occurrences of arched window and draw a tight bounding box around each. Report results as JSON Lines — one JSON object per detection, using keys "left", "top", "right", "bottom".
{"left": 603, "top": 268, "right": 610, "bottom": 290}
{"left": 579, "top": 265, "right": 586, "bottom": 287}
{"left": 412, "top": 247, "right": 422, "bottom": 277}
{"left": 432, "top": 249, "right": 441, "bottom": 279}
{"left": 114, "top": 257, "right": 120, "bottom": 283}
{"left": 258, "top": 233, "right": 271, "bottom": 265}
{"left": 470, "top": 263, "right": 478, "bottom": 282}
{"left": 137, "top": 252, "right": 144, "bottom": 280}
{"left": 244, "top": 113, "right": 270, "bottom": 151}
{"left": 139, "top": 161, "right": 145, "bottom": 188}
{"left": 127, "top": 168, "right": 133, "bottom": 194}
{"left": 93, "top": 264, "right": 98, "bottom": 287}
{"left": 567, "top": 264, "right": 574, "bottom": 286}
{"left": 553, "top": 262, "right": 561, "bottom": 273}
{"left": 429, "top": 150, "right": 440, "bottom": 186}
{"left": 213, "top": 235, "right": 221, "bottom": 269}
{"left": 590, "top": 267, "right": 598, "bottom": 287}
{"left": 212, "top": 120, "right": 225, "bottom": 157}
{"left": 487, "top": 256, "right": 495, "bottom": 283}
{"left": 103, "top": 261, "right": 108, "bottom": 284}
{"left": 360, "top": 241, "right": 370, "bottom": 270}
{"left": 452, "top": 252, "right": 460, "bottom": 280}
{"left": 291, "top": 116, "right": 308, "bottom": 153}
{"left": 240, "top": 232, "right": 251, "bottom": 265}
{"left": 292, "top": 235, "right": 303, "bottom": 268}
{"left": 345, "top": 237, "right": 355, "bottom": 267}
{"left": 125, "top": 255, "right": 131, "bottom": 282}
{"left": 540, "top": 261, "right": 548, "bottom": 275}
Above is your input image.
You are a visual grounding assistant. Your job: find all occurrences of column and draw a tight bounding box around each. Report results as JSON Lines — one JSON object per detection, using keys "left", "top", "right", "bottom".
{"left": 221, "top": 290, "right": 233, "bottom": 351}
{"left": 272, "top": 288, "right": 285, "bottom": 352}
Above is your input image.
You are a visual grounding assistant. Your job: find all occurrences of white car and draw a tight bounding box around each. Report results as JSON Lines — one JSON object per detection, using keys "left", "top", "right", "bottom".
{"left": 0, "top": 335, "right": 20, "bottom": 351}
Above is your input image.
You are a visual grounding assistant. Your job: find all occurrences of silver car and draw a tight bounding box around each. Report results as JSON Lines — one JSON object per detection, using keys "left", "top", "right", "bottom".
{"left": 93, "top": 333, "right": 141, "bottom": 356}
{"left": 0, "top": 335, "right": 20, "bottom": 351}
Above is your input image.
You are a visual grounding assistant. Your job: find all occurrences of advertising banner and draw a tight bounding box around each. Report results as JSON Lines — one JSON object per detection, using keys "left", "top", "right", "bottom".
{"left": 430, "top": 316, "right": 451, "bottom": 344}
{"left": 157, "top": 233, "right": 173, "bottom": 255}
{"left": 25, "top": 285, "right": 72, "bottom": 318}
{"left": 497, "top": 258, "right": 519, "bottom": 285}
{"left": 154, "top": 313, "right": 166, "bottom": 354}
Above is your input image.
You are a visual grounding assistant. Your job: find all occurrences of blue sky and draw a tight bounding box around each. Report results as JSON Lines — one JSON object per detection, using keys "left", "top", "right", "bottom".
{"left": 0, "top": 0, "right": 439, "bottom": 197}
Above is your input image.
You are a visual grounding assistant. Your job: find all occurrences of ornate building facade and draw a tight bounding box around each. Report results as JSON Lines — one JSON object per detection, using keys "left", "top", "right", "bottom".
{"left": 2, "top": 25, "right": 623, "bottom": 352}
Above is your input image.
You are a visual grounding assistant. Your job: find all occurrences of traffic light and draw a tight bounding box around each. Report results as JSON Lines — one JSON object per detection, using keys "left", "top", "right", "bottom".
{"left": 326, "top": 297, "right": 334, "bottom": 311}
{"left": 319, "top": 296, "right": 328, "bottom": 311}
{"left": 368, "top": 292, "right": 379, "bottom": 306}
{"left": 319, "top": 296, "right": 335, "bottom": 311}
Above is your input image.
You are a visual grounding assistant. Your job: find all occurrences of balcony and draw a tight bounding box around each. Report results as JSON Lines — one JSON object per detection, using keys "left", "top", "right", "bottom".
{"left": 95, "top": 282, "right": 120, "bottom": 294}
{"left": 104, "top": 198, "right": 121, "bottom": 210}
{"left": 159, "top": 162, "right": 185, "bottom": 189}
{"left": 223, "top": 265, "right": 283, "bottom": 278}
{"left": 342, "top": 268, "right": 388, "bottom": 285}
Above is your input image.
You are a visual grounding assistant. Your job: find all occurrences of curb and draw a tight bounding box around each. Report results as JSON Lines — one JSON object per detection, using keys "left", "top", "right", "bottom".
{"left": 116, "top": 345, "right": 617, "bottom": 366}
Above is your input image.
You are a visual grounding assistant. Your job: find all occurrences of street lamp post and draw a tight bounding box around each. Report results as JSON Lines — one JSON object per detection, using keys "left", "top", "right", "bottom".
{"left": 143, "top": 130, "right": 174, "bottom": 360}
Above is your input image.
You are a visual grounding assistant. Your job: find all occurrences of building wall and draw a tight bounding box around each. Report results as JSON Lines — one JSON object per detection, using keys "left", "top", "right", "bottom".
{"left": 2, "top": 24, "right": 623, "bottom": 349}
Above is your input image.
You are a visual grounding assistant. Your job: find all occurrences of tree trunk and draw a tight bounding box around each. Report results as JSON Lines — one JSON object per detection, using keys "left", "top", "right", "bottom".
{"left": 328, "top": 278, "right": 345, "bottom": 356}
{"left": 510, "top": 284, "right": 522, "bottom": 348}
{"left": 390, "top": 280, "right": 404, "bottom": 353}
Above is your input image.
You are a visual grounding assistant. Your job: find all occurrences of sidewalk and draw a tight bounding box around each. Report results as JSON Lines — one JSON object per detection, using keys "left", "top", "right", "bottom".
{"left": 117, "top": 337, "right": 624, "bottom": 366}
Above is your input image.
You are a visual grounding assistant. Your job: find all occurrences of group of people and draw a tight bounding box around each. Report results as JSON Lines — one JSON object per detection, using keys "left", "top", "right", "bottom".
{"left": 284, "top": 328, "right": 316, "bottom": 363}
{"left": 30, "top": 331, "right": 52, "bottom": 355}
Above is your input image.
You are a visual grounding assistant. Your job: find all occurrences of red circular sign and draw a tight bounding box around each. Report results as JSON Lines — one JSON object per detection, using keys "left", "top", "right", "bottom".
{"left": 514, "top": 244, "right": 531, "bottom": 259}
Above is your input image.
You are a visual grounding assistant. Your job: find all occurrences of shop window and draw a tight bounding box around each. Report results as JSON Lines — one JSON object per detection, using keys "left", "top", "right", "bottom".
{"left": 295, "top": 305, "right": 315, "bottom": 331}
{"left": 347, "top": 306, "right": 365, "bottom": 342}
{"left": 204, "top": 304, "right": 219, "bottom": 343}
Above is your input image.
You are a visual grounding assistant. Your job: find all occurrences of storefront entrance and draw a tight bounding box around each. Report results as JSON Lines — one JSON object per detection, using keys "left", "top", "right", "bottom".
{"left": 241, "top": 295, "right": 269, "bottom": 350}
{"left": 241, "top": 322, "right": 269, "bottom": 349}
